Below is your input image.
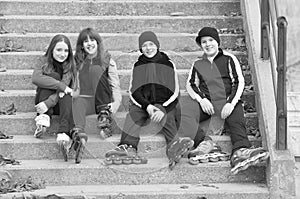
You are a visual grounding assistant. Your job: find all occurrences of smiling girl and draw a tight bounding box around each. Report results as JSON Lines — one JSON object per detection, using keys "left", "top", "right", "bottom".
{"left": 32, "top": 34, "right": 75, "bottom": 161}
{"left": 71, "top": 27, "right": 122, "bottom": 164}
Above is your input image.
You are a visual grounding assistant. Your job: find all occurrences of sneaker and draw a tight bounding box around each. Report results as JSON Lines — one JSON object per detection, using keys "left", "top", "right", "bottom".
{"left": 230, "top": 147, "right": 270, "bottom": 174}
{"left": 105, "top": 144, "right": 133, "bottom": 158}
{"left": 34, "top": 114, "right": 50, "bottom": 138}
{"left": 56, "top": 133, "right": 72, "bottom": 162}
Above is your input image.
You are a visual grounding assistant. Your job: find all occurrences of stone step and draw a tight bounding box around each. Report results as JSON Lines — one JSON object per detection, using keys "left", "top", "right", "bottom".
{"left": 0, "top": 69, "right": 253, "bottom": 90}
{"left": 0, "top": 51, "right": 248, "bottom": 70}
{"left": 0, "top": 110, "right": 258, "bottom": 136}
{"left": 0, "top": 32, "right": 244, "bottom": 52}
{"left": 0, "top": 89, "right": 256, "bottom": 113}
{"left": 1, "top": 183, "right": 269, "bottom": 199}
{"left": 0, "top": 134, "right": 262, "bottom": 160}
{"left": 2, "top": 158, "right": 266, "bottom": 186}
{"left": 0, "top": 15, "right": 243, "bottom": 33}
{"left": 0, "top": 0, "right": 240, "bottom": 16}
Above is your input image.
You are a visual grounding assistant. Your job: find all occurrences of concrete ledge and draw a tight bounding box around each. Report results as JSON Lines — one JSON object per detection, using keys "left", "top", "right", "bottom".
{"left": 241, "top": 0, "right": 296, "bottom": 198}
{"left": 1, "top": 183, "right": 269, "bottom": 199}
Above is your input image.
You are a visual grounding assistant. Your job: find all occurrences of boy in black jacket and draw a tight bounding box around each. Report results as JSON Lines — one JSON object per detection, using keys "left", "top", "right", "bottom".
{"left": 105, "top": 31, "right": 193, "bottom": 165}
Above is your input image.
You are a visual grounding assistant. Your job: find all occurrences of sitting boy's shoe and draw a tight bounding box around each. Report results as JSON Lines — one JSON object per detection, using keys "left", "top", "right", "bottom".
{"left": 71, "top": 128, "right": 88, "bottom": 164}
{"left": 167, "top": 137, "right": 194, "bottom": 170}
{"left": 188, "top": 138, "right": 215, "bottom": 158}
{"left": 56, "top": 133, "right": 72, "bottom": 162}
{"left": 105, "top": 144, "right": 131, "bottom": 158}
{"left": 34, "top": 114, "right": 50, "bottom": 138}
{"left": 230, "top": 147, "right": 270, "bottom": 175}
{"left": 188, "top": 140, "right": 230, "bottom": 165}
{"left": 97, "top": 105, "right": 112, "bottom": 139}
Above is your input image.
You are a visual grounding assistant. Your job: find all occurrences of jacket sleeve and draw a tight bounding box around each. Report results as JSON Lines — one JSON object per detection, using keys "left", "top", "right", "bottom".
{"left": 108, "top": 59, "right": 122, "bottom": 105}
{"left": 43, "top": 93, "right": 59, "bottom": 108}
{"left": 186, "top": 62, "right": 206, "bottom": 102}
{"left": 223, "top": 51, "right": 245, "bottom": 106}
{"left": 162, "top": 61, "right": 180, "bottom": 107}
{"left": 32, "top": 60, "right": 67, "bottom": 92}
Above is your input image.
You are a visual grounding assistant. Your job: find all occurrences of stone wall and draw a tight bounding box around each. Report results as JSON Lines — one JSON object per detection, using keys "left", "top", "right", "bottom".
{"left": 276, "top": 0, "right": 300, "bottom": 92}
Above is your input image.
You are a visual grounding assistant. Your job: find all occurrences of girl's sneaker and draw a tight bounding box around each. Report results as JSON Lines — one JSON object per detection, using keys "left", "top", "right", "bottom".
{"left": 34, "top": 114, "right": 50, "bottom": 138}
{"left": 56, "top": 133, "right": 72, "bottom": 162}
{"left": 230, "top": 147, "right": 270, "bottom": 175}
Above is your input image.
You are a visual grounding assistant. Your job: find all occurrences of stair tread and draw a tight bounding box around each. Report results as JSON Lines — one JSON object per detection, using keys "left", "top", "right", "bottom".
{"left": 1, "top": 183, "right": 269, "bottom": 198}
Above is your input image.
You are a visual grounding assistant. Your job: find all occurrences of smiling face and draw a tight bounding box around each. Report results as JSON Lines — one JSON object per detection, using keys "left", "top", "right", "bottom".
{"left": 141, "top": 41, "right": 158, "bottom": 58}
{"left": 200, "top": 36, "right": 219, "bottom": 58}
{"left": 52, "top": 41, "right": 69, "bottom": 63}
{"left": 83, "top": 35, "right": 98, "bottom": 57}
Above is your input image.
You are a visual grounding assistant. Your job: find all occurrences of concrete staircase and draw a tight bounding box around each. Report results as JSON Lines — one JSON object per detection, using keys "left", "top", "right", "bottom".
{"left": 0, "top": 0, "right": 269, "bottom": 198}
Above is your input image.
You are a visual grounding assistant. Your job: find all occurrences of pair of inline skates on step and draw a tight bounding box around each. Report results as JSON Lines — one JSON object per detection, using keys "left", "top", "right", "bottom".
{"left": 167, "top": 136, "right": 269, "bottom": 174}
{"left": 34, "top": 105, "right": 113, "bottom": 164}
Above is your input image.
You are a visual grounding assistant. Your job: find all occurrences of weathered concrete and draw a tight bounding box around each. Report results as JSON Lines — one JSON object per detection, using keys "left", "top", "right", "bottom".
{"left": 0, "top": 51, "right": 248, "bottom": 70}
{"left": 0, "top": 15, "right": 243, "bottom": 33}
{"left": 241, "top": 0, "right": 296, "bottom": 198}
{"left": 0, "top": 33, "right": 244, "bottom": 52}
{"left": 1, "top": 183, "right": 269, "bottom": 199}
{"left": 0, "top": 134, "right": 261, "bottom": 160}
{"left": 0, "top": 0, "right": 241, "bottom": 16}
{"left": 2, "top": 158, "right": 266, "bottom": 186}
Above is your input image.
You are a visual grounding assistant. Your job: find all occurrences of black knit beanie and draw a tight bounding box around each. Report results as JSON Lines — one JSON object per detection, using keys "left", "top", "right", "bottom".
{"left": 138, "top": 31, "right": 160, "bottom": 52}
{"left": 195, "top": 27, "right": 220, "bottom": 45}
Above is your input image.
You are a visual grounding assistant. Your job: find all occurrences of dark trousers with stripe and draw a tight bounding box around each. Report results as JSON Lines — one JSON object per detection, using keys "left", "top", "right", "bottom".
{"left": 176, "top": 98, "right": 251, "bottom": 153}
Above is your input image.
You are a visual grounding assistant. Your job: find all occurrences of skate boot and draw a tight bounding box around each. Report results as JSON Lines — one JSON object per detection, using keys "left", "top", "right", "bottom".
{"left": 56, "top": 133, "right": 72, "bottom": 162}
{"left": 71, "top": 128, "right": 88, "bottom": 164}
{"left": 167, "top": 137, "right": 194, "bottom": 170}
{"left": 97, "top": 105, "right": 112, "bottom": 139}
{"left": 34, "top": 114, "right": 50, "bottom": 138}
{"left": 188, "top": 140, "right": 230, "bottom": 165}
{"left": 230, "top": 147, "right": 270, "bottom": 175}
{"left": 104, "top": 144, "right": 147, "bottom": 165}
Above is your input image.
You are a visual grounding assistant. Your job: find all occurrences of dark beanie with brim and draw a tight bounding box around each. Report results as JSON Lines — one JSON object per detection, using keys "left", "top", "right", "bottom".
{"left": 139, "top": 31, "right": 160, "bottom": 52}
{"left": 195, "top": 27, "right": 220, "bottom": 45}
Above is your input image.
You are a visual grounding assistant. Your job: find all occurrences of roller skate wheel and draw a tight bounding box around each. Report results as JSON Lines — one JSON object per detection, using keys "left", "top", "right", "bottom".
{"left": 189, "top": 158, "right": 200, "bottom": 165}
{"left": 209, "top": 157, "right": 219, "bottom": 162}
{"left": 113, "top": 158, "right": 122, "bottom": 165}
{"left": 133, "top": 157, "right": 142, "bottom": 164}
{"left": 199, "top": 158, "right": 209, "bottom": 163}
{"left": 104, "top": 158, "right": 113, "bottom": 165}
{"left": 122, "top": 157, "right": 132, "bottom": 164}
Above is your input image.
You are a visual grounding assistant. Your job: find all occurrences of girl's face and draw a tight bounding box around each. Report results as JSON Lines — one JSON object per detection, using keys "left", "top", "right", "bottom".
{"left": 200, "top": 36, "right": 219, "bottom": 58}
{"left": 53, "top": 41, "right": 69, "bottom": 63}
{"left": 141, "top": 41, "right": 158, "bottom": 58}
{"left": 83, "top": 35, "right": 98, "bottom": 56}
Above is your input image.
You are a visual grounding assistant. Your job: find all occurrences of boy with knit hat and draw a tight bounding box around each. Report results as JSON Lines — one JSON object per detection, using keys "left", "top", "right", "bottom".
{"left": 168, "top": 27, "right": 269, "bottom": 174}
{"left": 104, "top": 31, "right": 193, "bottom": 165}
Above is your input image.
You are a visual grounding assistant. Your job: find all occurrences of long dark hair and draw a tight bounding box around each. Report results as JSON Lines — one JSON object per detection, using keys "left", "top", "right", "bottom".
{"left": 43, "top": 34, "right": 75, "bottom": 75}
{"left": 74, "top": 27, "right": 110, "bottom": 70}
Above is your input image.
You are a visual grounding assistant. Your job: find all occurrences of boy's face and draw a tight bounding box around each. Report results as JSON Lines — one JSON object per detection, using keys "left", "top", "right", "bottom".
{"left": 200, "top": 36, "right": 219, "bottom": 57}
{"left": 83, "top": 36, "right": 98, "bottom": 56}
{"left": 141, "top": 41, "right": 158, "bottom": 58}
{"left": 53, "top": 41, "right": 69, "bottom": 63}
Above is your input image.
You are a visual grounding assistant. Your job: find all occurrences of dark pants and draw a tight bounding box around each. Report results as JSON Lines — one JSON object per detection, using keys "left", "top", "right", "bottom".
{"left": 35, "top": 72, "right": 74, "bottom": 136}
{"left": 119, "top": 104, "right": 178, "bottom": 150}
{"left": 176, "top": 98, "right": 251, "bottom": 153}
